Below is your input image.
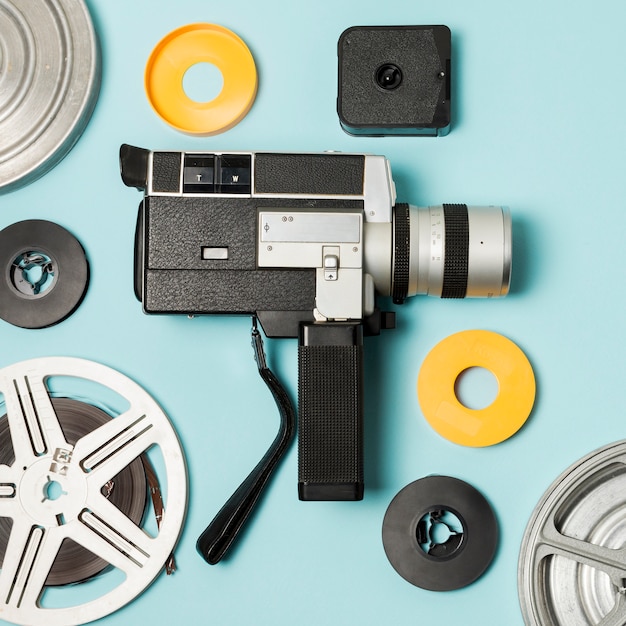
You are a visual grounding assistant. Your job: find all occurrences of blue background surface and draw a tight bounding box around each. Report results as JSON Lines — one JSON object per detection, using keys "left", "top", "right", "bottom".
{"left": 1, "top": 0, "right": 625, "bottom": 624}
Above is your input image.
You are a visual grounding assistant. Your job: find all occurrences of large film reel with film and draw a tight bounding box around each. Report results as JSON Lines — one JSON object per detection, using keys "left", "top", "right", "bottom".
{"left": 518, "top": 440, "right": 626, "bottom": 625}
{"left": 0, "top": 357, "right": 187, "bottom": 626}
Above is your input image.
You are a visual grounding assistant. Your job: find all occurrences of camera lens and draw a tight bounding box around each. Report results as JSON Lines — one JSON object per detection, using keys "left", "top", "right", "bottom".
{"left": 375, "top": 64, "right": 403, "bottom": 90}
{"left": 388, "top": 204, "right": 512, "bottom": 302}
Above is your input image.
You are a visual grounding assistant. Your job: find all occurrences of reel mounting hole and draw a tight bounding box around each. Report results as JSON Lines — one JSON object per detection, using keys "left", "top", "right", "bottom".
{"left": 44, "top": 480, "right": 66, "bottom": 502}
{"left": 454, "top": 366, "right": 499, "bottom": 410}
{"left": 417, "top": 508, "right": 464, "bottom": 557}
{"left": 183, "top": 62, "right": 224, "bottom": 103}
{"left": 10, "top": 251, "right": 56, "bottom": 298}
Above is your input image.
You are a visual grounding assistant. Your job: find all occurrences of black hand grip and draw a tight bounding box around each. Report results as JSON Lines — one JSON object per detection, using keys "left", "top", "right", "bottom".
{"left": 196, "top": 321, "right": 296, "bottom": 564}
{"left": 297, "top": 322, "right": 364, "bottom": 501}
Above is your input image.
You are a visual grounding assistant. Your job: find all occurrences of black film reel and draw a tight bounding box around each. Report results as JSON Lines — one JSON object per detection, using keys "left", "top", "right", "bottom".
{"left": 382, "top": 476, "right": 498, "bottom": 591}
{"left": 0, "top": 220, "right": 89, "bottom": 328}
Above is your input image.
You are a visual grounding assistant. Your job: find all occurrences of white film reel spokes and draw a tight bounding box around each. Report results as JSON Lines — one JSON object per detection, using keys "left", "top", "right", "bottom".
{"left": 0, "top": 357, "right": 187, "bottom": 626}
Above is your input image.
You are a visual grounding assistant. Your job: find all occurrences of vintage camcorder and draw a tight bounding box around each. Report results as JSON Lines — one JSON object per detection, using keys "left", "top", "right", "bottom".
{"left": 120, "top": 144, "right": 511, "bottom": 501}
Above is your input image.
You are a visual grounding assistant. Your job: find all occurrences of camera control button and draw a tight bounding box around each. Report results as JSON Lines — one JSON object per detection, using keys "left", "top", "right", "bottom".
{"left": 183, "top": 154, "right": 215, "bottom": 193}
{"left": 217, "top": 155, "right": 251, "bottom": 194}
{"left": 323, "top": 254, "right": 339, "bottom": 281}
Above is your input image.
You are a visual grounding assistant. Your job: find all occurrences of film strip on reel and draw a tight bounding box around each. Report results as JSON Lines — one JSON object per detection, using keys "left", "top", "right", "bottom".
{"left": 0, "top": 357, "right": 187, "bottom": 626}
{"left": 0, "top": 220, "right": 89, "bottom": 329}
{"left": 518, "top": 440, "right": 626, "bottom": 626}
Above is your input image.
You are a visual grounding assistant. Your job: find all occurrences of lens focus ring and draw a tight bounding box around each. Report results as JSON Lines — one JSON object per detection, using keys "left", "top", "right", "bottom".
{"left": 442, "top": 204, "right": 469, "bottom": 298}
{"left": 392, "top": 203, "right": 410, "bottom": 304}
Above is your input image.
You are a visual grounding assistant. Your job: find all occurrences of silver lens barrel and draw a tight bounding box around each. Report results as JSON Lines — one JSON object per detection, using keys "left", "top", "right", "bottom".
{"left": 364, "top": 204, "right": 512, "bottom": 302}
{"left": 408, "top": 204, "right": 511, "bottom": 299}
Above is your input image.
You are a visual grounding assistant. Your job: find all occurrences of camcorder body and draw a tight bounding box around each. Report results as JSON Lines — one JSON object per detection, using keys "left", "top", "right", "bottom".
{"left": 120, "top": 144, "right": 512, "bottom": 501}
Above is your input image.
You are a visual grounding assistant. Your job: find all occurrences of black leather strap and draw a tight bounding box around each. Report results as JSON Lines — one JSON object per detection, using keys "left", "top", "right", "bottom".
{"left": 196, "top": 317, "right": 296, "bottom": 564}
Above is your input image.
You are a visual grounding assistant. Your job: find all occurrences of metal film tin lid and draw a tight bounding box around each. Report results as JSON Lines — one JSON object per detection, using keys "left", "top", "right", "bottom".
{"left": 0, "top": 0, "right": 101, "bottom": 194}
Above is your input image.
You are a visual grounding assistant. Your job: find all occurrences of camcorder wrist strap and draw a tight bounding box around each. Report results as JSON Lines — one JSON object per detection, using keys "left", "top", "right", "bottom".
{"left": 196, "top": 316, "right": 296, "bottom": 564}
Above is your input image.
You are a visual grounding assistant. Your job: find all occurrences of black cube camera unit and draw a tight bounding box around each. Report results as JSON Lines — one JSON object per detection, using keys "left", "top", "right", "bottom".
{"left": 338, "top": 25, "right": 451, "bottom": 136}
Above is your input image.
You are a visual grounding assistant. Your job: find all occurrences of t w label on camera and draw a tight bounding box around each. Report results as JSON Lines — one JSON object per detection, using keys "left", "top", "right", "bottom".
{"left": 183, "top": 155, "right": 215, "bottom": 193}
{"left": 182, "top": 154, "right": 251, "bottom": 194}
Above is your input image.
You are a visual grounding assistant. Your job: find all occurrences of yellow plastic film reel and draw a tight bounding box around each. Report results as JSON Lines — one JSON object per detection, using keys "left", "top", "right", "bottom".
{"left": 417, "top": 330, "right": 535, "bottom": 447}
{"left": 145, "top": 23, "right": 258, "bottom": 135}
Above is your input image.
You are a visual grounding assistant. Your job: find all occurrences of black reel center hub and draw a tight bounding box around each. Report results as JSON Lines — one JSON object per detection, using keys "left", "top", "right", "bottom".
{"left": 417, "top": 508, "right": 465, "bottom": 558}
{"left": 10, "top": 251, "right": 57, "bottom": 298}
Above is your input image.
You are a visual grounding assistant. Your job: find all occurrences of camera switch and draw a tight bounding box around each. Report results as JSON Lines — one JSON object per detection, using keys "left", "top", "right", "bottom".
{"left": 323, "top": 253, "right": 339, "bottom": 281}
{"left": 202, "top": 247, "right": 229, "bottom": 260}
